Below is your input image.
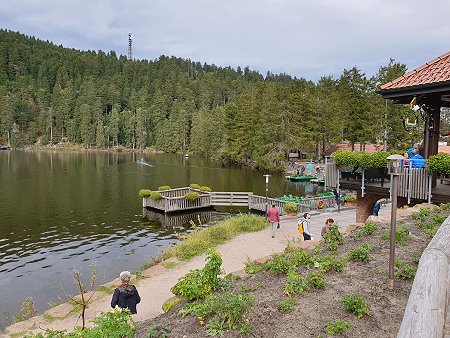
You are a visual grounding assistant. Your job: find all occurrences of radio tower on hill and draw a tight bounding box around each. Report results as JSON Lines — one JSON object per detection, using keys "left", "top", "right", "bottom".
{"left": 128, "top": 33, "right": 133, "bottom": 60}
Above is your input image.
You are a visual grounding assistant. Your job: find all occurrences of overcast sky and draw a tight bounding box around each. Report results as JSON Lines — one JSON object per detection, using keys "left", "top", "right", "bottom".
{"left": 1, "top": 0, "right": 449, "bottom": 81}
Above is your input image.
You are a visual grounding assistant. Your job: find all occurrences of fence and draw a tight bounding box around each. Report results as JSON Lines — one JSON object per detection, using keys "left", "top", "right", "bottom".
{"left": 210, "top": 192, "right": 252, "bottom": 207}
{"left": 398, "top": 216, "right": 450, "bottom": 338}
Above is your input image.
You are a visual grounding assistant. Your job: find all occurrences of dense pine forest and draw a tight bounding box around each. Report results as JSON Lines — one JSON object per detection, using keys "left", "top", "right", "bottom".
{"left": 0, "top": 29, "right": 419, "bottom": 170}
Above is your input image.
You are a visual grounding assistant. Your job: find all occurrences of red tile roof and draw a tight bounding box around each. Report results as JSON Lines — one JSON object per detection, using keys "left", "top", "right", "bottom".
{"left": 323, "top": 143, "right": 384, "bottom": 156}
{"left": 439, "top": 145, "right": 450, "bottom": 154}
{"left": 380, "top": 51, "right": 450, "bottom": 91}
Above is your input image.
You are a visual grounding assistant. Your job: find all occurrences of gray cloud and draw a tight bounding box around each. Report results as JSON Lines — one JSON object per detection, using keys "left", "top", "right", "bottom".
{"left": 1, "top": 0, "right": 449, "bottom": 80}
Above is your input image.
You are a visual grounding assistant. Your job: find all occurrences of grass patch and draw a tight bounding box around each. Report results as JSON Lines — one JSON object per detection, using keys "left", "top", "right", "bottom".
{"left": 163, "top": 214, "right": 268, "bottom": 260}
{"left": 97, "top": 285, "right": 116, "bottom": 295}
{"left": 162, "top": 261, "right": 177, "bottom": 269}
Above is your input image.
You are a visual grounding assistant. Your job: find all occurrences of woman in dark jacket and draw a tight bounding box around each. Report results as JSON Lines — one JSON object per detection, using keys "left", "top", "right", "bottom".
{"left": 111, "top": 271, "right": 141, "bottom": 314}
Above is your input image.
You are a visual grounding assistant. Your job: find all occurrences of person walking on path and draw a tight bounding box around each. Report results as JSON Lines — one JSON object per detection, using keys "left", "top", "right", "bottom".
{"left": 111, "top": 271, "right": 141, "bottom": 314}
{"left": 267, "top": 204, "right": 280, "bottom": 238}
{"left": 321, "top": 218, "right": 334, "bottom": 237}
{"left": 301, "top": 213, "right": 313, "bottom": 241}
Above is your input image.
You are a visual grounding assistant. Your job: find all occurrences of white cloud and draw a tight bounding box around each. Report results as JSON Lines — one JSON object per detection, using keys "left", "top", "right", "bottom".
{"left": 1, "top": 0, "right": 449, "bottom": 80}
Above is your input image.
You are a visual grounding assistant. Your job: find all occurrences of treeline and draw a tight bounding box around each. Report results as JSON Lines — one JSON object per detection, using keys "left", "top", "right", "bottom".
{"left": 0, "top": 29, "right": 420, "bottom": 170}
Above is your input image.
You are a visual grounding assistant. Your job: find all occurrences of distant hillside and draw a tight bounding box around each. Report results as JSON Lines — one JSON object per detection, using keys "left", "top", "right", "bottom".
{"left": 0, "top": 29, "right": 415, "bottom": 170}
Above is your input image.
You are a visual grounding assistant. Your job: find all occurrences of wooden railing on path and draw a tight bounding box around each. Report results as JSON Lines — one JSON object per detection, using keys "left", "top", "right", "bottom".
{"left": 397, "top": 215, "right": 450, "bottom": 338}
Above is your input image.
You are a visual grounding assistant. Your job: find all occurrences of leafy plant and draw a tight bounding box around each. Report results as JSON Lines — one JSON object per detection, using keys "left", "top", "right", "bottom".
{"left": 145, "top": 323, "right": 171, "bottom": 338}
{"left": 15, "top": 296, "right": 36, "bottom": 322}
{"left": 190, "top": 183, "right": 201, "bottom": 189}
{"left": 181, "top": 292, "right": 255, "bottom": 336}
{"left": 157, "top": 185, "right": 171, "bottom": 190}
{"left": 395, "top": 259, "right": 417, "bottom": 281}
{"left": 351, "top": 229, "right": 364, "bottom": 240}
{"left": 284, "top": 271, "right": 309, "bottom": 296}
{"left": 171, "top": 250, "right": 223, "bottom": 301}
{"left": 139, "top": 189, "right": 152, "bottom": 198}
{"left": 326, "top": 320, "right": 352, "bottom": 335}
{"left": 200, "top": 186, "right": 212, "bottom": 192}
{"left": 381, "top": 226, "right": 410, "bottom": 245}
{"left": 264, "top": 253, "right": 296, "bottom": 275}
{"left": 345, "top": 194, "right": 357, "bottom": 202}
{"left": 283, "top": 202, "right": 298, "bottom": 214}
{"left": 427, "top": 152, "right": 450, "bottom": 175}
{"left": 340, "top": 294, "right": 370, "bottom": 318}
{"left": 277, "top": 298, "right": 298, "bottom": 313}
{"left": 285, "top": 247, "right": 315, "bottom": 267}
{"left": 363, "top": 220, "right": 377, "bottom": 235}
{"left": 322, "top": 225, "right": 344, "bottom": 251}
{"left": 184, "top": 192, "right": 200, "bottom": 201}
{"left": 244, "top": 259, "right": 263, "bottom": 274}
{"left": 314, "top": 256, "right": 347, "bottom": 273}
{"left": 306, "top": 271, "right": 325, "bottom": 289}
{"left": 348, "top": 243, "right": 372, "bottom": 263}
{"left": 162, "top": 297, "right": 182, "bottom": 313}
{"left": 150, "top": 191, "right": 163, "bottom": 200}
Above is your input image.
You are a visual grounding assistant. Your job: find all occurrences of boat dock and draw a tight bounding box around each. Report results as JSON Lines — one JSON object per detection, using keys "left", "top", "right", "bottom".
{"left": 142, "top": 187, "right": 336, "bottom": 215}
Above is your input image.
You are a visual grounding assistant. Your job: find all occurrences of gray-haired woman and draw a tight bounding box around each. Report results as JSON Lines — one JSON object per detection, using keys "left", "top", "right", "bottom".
{"left": 111, "top": 271, "right": 141, "bottom": 314}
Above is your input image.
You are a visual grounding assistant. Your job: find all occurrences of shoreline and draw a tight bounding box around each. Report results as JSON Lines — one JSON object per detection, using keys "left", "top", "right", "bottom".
{"left": 2, "top": 207, "right": 386, "bottom": 337}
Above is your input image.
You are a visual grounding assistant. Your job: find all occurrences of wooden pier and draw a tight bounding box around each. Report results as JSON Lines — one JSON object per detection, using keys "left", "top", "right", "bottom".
{"left": 142, "top": 187, "right": 336, "bottom": 215}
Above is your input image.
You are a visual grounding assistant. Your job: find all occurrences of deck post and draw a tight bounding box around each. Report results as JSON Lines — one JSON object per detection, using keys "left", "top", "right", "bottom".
{"left": 361, "top": 169, "right": 365, "bottom": 197}
{"left": 407, "top": 160, "right": 412, "bottom": 205}
{"left": 428, "top": 171, "right": 433, "bottom": 203}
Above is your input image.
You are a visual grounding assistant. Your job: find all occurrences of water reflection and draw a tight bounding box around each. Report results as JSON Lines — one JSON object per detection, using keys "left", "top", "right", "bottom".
{"left": 0, "top": 150, "right": 325, "bottom": 329}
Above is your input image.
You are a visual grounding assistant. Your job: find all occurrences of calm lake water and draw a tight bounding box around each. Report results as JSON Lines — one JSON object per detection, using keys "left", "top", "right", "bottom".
{"left": 0, "top": 150, "right": 324, "bottom": 328}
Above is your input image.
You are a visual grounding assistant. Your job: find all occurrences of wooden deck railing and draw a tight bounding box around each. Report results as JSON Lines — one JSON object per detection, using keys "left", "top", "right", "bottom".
{"left": 398, "top": 215, "right": 450, "bottom": 338}
{"left": 210, "top": 192, "right": 252, "bottom": 207}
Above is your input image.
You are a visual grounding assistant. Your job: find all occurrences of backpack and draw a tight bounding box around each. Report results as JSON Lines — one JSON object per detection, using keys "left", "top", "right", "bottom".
{"left": 297, "top": 220, "right": 305, "bottom": 234}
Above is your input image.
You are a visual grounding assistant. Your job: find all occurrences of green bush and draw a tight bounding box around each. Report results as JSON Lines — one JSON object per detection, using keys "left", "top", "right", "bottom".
{"left": 427, "top": 152, "right": 450, "bottom": 175}
{"left": 277, "top": 298, "right": 298, "bottom": 313}
{"left": 28, "top": 308, "right": 135, "bottom": 338}
{"left": 158, "top": 186, "right": 171, "bottom": 190}
{"left": 139, "top": 189, "right": 152, "bottom": 198}
{"left": 190, "top": 183, "right": 201, "bottom": 189}
{"left": 314, "top": 256, "right": 347, "bottom": 273}
{"left": 395, "top": 259, "right": 417, "bottom": 281}
{"left": 150, "top": 191, "right": 163, "bottom": 201}
{"left": 264, "top": 253, "right": 296, "bottom": 275}
{"left": 283, "top": 202, "right": 298, "bottom": 214}
{"left": 200, "top": 186, "right": 212, "bottom": 192}
{"left": 171, "top": 250, "right": 223, "bottom": 301}
{"left": 381, "top": 226, "right": 410, "bottom": 245}
{"left": 306, "top": 271, "right": 325, "bottom": 289}
{"left": 340, "top": 294, "right": 370, "bottom": 318}
{"left": 326, "top": 320, "right": 352, "bottom": 335}
{"left": 180, "top": 292, "right": 255, "bottom": 336}
{"left": 323, "top": 225, "right": 344, "bottom": 251}
{"left": 348, "top": 243, "right": 372, "bottom": 263}
{"left": 332, "top": 150, "right": 391, "bottom": 169}
{"left": 363, "top": 220, "right": 377, "bottom": 235}
{"left": 284, "top": 271, "right": 309, "bottom": 296}
{"left": 345, "top": 194, "right": 357, "bottom": 202}
{"left": 184, "top": 192, "right": 200, "bottom": 201}
{"left": 284, "top": 247, "right": 314, "bottom": 267}
{"left": 244, "top": 260, "right": 263, "bottom": 274}
{"left": 351, "top": 229, "right": 365, "bottom": 240}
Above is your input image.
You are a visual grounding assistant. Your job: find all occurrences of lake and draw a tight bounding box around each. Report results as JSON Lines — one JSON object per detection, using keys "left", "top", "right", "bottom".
{"left": 0, "top": 150, "right": 324, "bottom": 328}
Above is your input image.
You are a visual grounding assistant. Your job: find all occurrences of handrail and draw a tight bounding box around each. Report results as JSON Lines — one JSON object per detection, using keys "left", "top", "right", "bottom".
{"left": 397, "top": 216, "right": 450, "bottom": 338}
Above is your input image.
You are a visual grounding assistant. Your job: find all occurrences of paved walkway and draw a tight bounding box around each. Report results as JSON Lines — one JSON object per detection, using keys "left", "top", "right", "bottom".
{"left": 2, "top": 206, "right": 391, "bottom": 337}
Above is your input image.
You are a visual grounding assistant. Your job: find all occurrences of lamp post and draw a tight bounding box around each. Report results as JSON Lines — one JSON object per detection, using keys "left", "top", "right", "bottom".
{"left": 263, "top": 174, "right": 271, "bottom": 213}
{"left": 387, "top": 154, "right": 404, "bottom": 289}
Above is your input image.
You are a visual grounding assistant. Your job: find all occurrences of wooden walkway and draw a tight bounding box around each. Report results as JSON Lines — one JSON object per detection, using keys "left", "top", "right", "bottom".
{"left": 142, "top": 187, "right": 336, "bottom": 214}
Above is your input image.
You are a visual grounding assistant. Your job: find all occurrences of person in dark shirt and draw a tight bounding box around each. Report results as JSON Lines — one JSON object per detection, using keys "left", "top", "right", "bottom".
{"left": 111, "top": 271, "right": 141, "bottom": 314}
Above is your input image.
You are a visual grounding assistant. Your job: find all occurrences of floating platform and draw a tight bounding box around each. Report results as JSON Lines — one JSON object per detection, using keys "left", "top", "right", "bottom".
{"left": 288, "top": 174, "right": 316, "bottom": 182}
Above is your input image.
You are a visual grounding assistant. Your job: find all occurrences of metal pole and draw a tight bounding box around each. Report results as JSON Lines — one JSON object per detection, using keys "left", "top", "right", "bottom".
{"left": 388, "top": 174, "right": 398, "bottom": 289}
{"left": 337, "top": 168, "right": 340, "bottom": 212}
{"left": 361, "top": 169, "right": 365, "bottom": 197}
{"left": 265, "top": 180, "right": 268, "bottom": 213}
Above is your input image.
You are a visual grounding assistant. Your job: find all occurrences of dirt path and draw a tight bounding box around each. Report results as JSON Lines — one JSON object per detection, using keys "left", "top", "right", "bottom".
{"left": 3, "top": 207, "right": 386, "bottom": 337}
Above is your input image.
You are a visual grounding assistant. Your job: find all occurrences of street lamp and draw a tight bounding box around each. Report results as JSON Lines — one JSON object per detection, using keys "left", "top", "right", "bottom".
{"left": 263, "top": 174, "right": 271, "bottom": 213}
{"left": 386, "top": 154, "right": 404, "bottom": 289}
